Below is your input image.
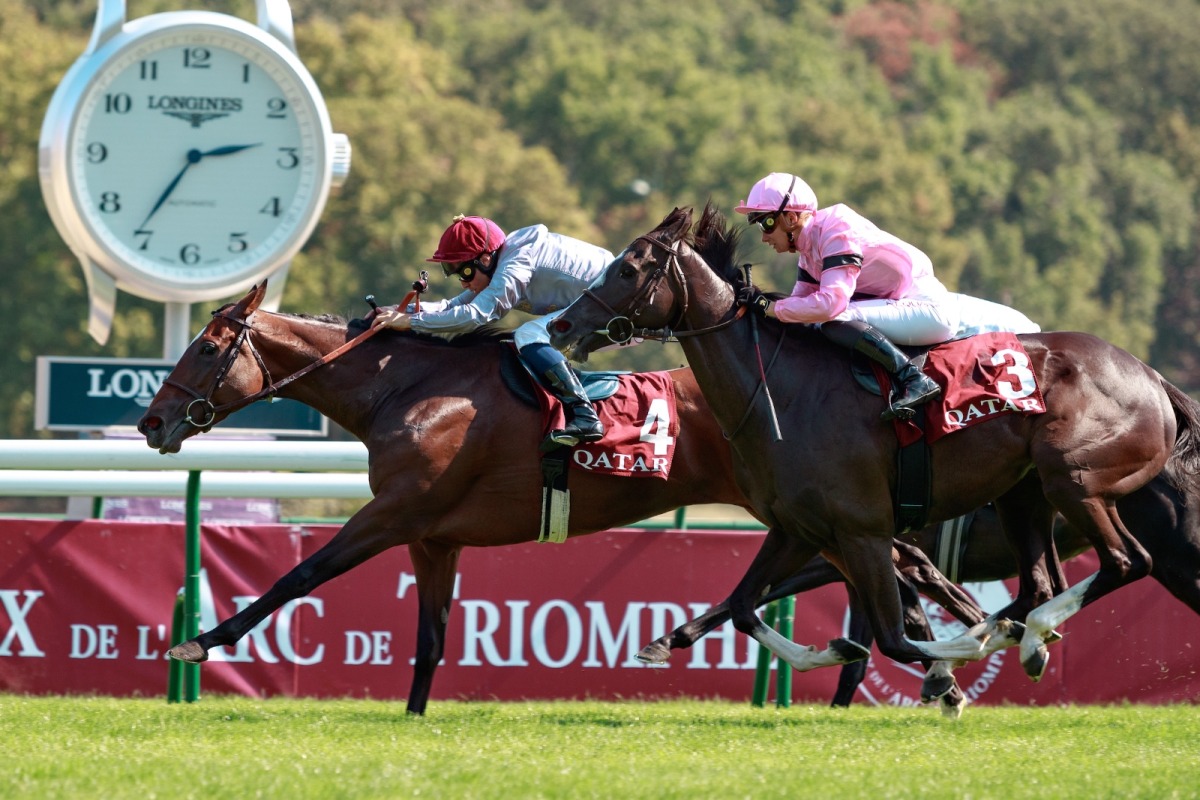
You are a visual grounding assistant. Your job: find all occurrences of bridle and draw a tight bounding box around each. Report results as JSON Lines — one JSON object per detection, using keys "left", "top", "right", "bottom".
{"left": 163, "top": 307, "right": 385, "bottom": 429}
{"left": 583, "top": 234, "right": 745, "bottom": 345}
{"left": 582, "top": 232, "right": 783, "bottom": 442}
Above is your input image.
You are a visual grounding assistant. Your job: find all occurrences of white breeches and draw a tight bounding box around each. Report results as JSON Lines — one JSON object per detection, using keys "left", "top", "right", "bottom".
{"left": 837, "top": 292, "right": 1040, "bottom": 346}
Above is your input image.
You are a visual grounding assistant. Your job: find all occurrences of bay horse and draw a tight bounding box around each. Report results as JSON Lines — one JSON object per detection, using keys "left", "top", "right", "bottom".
{"left": 548, "top": 204, "right": 1200, "bottom": 681}
{"left": 140, "top": 282, "right": 988, "bottom": 713}
{"left": 135, "top": 282, "right": 751, "bottom": 714}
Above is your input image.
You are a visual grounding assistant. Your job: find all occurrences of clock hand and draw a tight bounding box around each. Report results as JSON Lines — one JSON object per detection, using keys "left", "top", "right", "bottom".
{"left": 198, "top": 143, "right": 261, "bottom": 158}
{"left": 137, "top": 143, "right": 263, "bottom": 230}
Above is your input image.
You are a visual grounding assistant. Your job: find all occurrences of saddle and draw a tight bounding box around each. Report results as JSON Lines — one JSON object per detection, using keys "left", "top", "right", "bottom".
{"left": 850, "top": 345, "right": 931, "bottom": 397}
{"left": 498, "top": 343, "right": 625, "bottom": 406}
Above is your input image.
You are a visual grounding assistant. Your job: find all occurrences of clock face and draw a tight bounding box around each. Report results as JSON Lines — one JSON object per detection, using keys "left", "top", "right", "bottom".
{"left": 65, "top": 22, "right": 330, "bottom": 298}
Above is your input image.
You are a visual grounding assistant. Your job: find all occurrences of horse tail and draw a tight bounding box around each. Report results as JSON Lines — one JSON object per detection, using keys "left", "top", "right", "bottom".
{"left": 1162, "top": 378, "right": 1200, "bottom": 497}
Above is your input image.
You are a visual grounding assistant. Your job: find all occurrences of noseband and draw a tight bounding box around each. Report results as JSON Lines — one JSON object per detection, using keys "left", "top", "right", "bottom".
{"left": 584, "top": 235, "right": 743, "bottom": 344}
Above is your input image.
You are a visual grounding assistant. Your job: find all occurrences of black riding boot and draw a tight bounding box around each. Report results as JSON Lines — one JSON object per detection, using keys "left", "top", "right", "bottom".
{"left": 821, "top": 320, "right": 942, "bottom": 421}
{"left": 541, "top": 361, "right": 606, "bottom": 451}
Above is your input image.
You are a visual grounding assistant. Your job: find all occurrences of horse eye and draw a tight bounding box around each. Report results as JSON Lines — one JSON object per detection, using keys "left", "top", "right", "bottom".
{"left": 620, "top": 267, "right": 636, "bottom": 279}
{"left": 200, "top": 341, "right": 218, "bottom": 356}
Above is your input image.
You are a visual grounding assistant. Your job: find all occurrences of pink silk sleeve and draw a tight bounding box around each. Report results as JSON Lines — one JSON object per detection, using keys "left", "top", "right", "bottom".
{"left": 773, "top": 267, "right": 860, "bottom": 323}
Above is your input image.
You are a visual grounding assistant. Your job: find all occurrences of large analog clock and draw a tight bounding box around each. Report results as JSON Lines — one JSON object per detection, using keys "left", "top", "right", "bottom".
{"left": 40, "top": 2, "right": 350, "bottom": 342}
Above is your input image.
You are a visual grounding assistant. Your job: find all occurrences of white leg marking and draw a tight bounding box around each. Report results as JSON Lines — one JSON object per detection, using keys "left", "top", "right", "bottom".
{"left": 906, "top": 633, "right": 987, "bottom": 662}
{"left": 751, "top": 626, "right": 847, "bottom": 672}
{"left": 1020, "top": 572, "right": 1097, "bottom": 663}
{"left": 1027, "top": 572, "right": 1096, "bottom": 633}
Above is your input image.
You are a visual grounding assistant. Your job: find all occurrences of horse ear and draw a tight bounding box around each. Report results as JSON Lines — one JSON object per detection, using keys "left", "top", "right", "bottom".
{"left": 667, "top": 206, "right": 693, "bottom": 239}
{"left": 656, "top": 206, "right": 693, "bottom": 238}
{"left": 242, "top": 279, "right": 268, "bottom": 314}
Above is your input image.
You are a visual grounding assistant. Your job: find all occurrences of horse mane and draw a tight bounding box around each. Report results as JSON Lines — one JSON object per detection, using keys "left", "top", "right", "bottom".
{"left": 688, "top": 201, "right": 751, "bottom": 289}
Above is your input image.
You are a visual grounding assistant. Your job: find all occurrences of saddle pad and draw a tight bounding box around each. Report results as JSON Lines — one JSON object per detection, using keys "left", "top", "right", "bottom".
{"left": 539, "top": 371, "right": 679, "bottom": 480}
{"left": 880, "top": 331, "right": 1047, "bottom": 447}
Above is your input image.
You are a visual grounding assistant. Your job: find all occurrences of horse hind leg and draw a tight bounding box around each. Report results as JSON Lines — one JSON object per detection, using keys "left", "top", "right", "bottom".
{"left": 1020, "top": 497, "right": 1153, "bottom": 679}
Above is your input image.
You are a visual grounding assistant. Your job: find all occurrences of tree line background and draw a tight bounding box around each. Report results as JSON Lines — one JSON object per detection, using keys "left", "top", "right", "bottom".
{"left": 4, "top": 0, "right": 1199, "bottom": 440}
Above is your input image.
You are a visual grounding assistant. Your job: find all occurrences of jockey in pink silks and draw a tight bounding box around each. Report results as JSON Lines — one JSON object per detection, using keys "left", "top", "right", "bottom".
{"left": 735, "top": 172, "right": 1039, "bottom": 421}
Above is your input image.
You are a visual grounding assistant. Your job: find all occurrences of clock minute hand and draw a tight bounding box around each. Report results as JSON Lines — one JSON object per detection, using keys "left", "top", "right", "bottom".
{"left": 136, "top": 143, "right": 263, "bottom": 230}
{"left": 198, "top": 143, "right": 261, "bottom": 158}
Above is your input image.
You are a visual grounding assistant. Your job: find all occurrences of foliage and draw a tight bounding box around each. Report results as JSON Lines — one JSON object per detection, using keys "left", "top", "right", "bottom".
{"left": 5, "top": 695, "right": 1200, "bottom": 798}
{"left": 4, "top": 0, "right": 1199, "bottom": 440}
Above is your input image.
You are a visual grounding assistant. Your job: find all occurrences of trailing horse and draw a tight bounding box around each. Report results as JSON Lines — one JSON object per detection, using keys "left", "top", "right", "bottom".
{"left": 549, "top": 203, "right": 1200, "bottom": 682}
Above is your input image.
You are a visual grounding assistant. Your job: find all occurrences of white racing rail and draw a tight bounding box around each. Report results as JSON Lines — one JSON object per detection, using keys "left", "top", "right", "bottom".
{"left": 0, "top": 439, "right": 370, "bottom": 497}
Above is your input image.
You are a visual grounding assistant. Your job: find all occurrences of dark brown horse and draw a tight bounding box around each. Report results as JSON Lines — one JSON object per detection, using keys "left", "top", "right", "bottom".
{"left": 138, "top": 282, "right": 1002, "bottom": 712}
{"left": 549, "top": 204, "right": 1200, "bottom": 681}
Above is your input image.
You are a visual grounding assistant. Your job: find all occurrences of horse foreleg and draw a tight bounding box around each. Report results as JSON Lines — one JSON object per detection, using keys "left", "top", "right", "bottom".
{"left": 638, "top": 554, "right": 847, "bottom": 665}
{"left": 838, "top": 530, "right": 988, "bottom": 664}
{"left": 831, "top": 587, "right": 874, "bottom": 707}
{"left": 404, "top": 540, "right": 461, "bottom": 716}
{"left": 730, "top": 528, "right": 871, "bottom": 672}
{"left": 167, "top": 500, "right": 403, "bottom": 664}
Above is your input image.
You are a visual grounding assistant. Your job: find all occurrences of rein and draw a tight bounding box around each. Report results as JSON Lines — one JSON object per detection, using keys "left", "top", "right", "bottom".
{"left": 165, "top": 289, "right": 415, "bottom": 429}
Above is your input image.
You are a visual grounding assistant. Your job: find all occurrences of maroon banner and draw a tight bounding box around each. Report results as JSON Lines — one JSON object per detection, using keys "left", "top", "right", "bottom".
{"left": 1, "top": 519, "right": 1197, "bottom": 705}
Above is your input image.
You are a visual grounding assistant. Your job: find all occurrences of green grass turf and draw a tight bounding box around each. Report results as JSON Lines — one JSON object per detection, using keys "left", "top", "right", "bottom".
{"left": 2, "top": 695, "right": 1198, "bottom": 799}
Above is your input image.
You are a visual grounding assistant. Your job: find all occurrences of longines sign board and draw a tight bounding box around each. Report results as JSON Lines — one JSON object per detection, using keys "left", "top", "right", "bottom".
{"left": 35, "top": 356, "right": 327, "bottom": 435}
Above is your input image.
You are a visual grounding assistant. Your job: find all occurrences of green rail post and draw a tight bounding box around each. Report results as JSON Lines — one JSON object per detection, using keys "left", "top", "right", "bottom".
{"left": 775, "top": 594, "right": 795, "bottom": 708}
{"left": 167, "top": 591, "right": 185, "bottom": 703}
{"left": 182, "top": 470, "right": 202, "bottom": 702}
{"left": 673, "top": 507, "right": 687, "bottom": 529}
{"left": 750, "top": 601, "right": 779, "bottom": 707}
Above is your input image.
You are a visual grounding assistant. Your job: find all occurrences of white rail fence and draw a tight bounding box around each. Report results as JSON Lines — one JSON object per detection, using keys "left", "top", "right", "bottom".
{"left": 0, "top": 439, "right": 372, "bottom": 499}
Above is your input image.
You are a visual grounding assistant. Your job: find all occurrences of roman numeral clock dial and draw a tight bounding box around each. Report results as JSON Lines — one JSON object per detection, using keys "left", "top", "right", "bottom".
{"left": 40, "top": 5, "right": 350, "bottom": 343}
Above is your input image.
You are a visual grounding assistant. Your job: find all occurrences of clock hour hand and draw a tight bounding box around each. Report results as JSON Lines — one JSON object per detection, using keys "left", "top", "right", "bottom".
{"left": 137, "top": 143, "right": 263, "bottom": 230}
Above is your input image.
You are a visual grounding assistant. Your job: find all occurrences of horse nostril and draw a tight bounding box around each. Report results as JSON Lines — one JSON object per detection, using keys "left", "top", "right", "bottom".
{"left": 139, "top": 417, "right": 162, "bottom": 433}
{"left": 551, "top": 319, "right": 572, "bottom": 334}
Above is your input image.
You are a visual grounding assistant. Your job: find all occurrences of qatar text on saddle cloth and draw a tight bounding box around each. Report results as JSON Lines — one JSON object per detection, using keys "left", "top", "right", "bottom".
{"left": 537, "top": 370, "right": 679, "bottom": 479}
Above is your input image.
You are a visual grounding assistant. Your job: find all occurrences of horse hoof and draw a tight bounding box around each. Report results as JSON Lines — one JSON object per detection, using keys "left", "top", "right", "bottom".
{"left": 940, "top": 690, "right": 968, "bottom": 721}
{"left": 635, "top": 643, "right": 671, "bottom": 666}
{"left": 1045, "top": 629, "right": 1064, "bottom": 644}
{"left": 921, "top": 673, "right": 956, "bottom": 703}
{"left": 1020, "top": 645, "right": 1049, "bottom": 681}
{"left": 829, "top": 637, "right": 871, "bottom": 663}
{"left": 168, "top": 641, "right": 208, "bottom": 663}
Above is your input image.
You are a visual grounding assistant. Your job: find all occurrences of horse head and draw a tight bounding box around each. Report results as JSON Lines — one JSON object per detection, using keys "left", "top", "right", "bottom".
{"left": 551, "top": 203, "right": 746, "bottom": 362}
{"left": 138, "top": 281, "right": 273, "bottom": 453}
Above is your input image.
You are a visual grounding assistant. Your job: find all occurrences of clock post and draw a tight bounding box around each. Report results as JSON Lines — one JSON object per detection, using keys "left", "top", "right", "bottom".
{"left": 39, "top": 0, "right": 351, "bottom": 349}
{"left": 37, "top": 0, "right": 351, "bottom": 700}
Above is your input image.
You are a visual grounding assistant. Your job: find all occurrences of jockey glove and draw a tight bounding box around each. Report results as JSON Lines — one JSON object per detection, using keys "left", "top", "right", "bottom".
{"left": 737, "top": 286, "right": 771, "bottom": 316}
